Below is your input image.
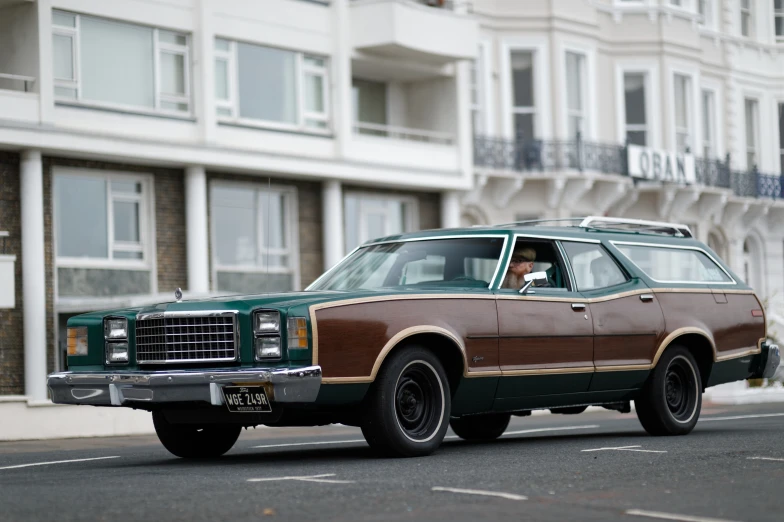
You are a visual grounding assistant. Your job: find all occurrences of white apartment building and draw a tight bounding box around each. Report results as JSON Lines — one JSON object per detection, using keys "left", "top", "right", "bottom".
{"left": 0, "top": 0, "right": 476, "bottom": 400}
{"left": 463, "top": 0, "right": 784, "bottom": 340}
{"left": 0, "top": 0, "right": 782, "bottom": 408}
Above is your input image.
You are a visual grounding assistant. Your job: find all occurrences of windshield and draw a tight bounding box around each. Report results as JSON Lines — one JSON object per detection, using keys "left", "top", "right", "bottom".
{"left": 308, "top": 237, "right": 506, "bottom": 291}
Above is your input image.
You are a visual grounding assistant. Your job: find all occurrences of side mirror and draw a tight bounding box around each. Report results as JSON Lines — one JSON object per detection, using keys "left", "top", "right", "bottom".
{"left": 519, "top": 271, "right": 548, "bottom": 295}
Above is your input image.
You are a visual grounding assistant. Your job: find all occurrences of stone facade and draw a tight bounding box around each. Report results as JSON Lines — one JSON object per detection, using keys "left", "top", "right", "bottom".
{"left": 0, "top": 152, "right": 23, "bottom": 395}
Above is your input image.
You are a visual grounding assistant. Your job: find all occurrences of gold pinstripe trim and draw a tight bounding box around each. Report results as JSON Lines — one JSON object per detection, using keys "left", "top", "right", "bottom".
{"left": 500, "top": 366, "right": 594, "bottom": 376}
{"left": 652, "top": 327, "right": 717, "bottom": 367}
{"left": 595, "top": 364, "right": 651, "bottom": 372}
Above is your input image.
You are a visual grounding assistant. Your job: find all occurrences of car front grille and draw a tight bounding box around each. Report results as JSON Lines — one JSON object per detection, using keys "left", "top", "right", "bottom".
{"left": 135, "top": 312, "right": 238, "bottom": 364}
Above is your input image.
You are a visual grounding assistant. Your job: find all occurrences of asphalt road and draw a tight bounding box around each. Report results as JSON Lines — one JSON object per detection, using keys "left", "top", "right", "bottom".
{"left": 1, "top": 402, "right": 783, "bottom": 522}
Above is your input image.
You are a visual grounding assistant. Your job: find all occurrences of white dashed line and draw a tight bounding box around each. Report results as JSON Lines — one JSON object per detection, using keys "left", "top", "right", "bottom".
{"left": 582, "top": 445, "right": 666, "bottom": 453}
{"left": 625, "top": 508, "right": 741, "bottom": 522}
{"left": 699, "top": 413, "right": 784, "bottom": 422}
{"left": 747, "top": 456, "right": 784, "bottom": 462}
{"left": 251, "top": 439, "right": 365, "bottom": 449}
{"left": 0, "top": 456, "right": 121, "bottom": 471}
{"left": 503, "top": 424, "right": 600, "bottom": 436}
{"left": 432, "top": 486, "right": 527, "bottom": 501}
{"left": 248, "top": 473, "right": 355, "bottom": 484}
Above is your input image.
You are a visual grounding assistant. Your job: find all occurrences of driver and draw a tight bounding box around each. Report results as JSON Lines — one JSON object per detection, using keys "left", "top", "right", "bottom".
{"left": 501, "top": 247, "right": 538, "bottom": 289}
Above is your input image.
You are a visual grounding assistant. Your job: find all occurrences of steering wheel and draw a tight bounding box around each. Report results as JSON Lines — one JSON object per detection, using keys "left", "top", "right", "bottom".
{"left": 451, "top": 275, "right": 478, "bottom": 282}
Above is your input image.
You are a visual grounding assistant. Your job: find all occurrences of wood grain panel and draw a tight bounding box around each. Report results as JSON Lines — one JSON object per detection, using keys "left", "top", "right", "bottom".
{"left": 314, "top": 298, "right": 498, "bottom": 379}
{"left": 591, "top": 294, "right": 664, "bottom": 367}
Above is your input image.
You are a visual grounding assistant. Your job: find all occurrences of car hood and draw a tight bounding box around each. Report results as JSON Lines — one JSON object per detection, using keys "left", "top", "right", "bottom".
{"left": 134, "top": 290, "right": 349, "bottom": 315}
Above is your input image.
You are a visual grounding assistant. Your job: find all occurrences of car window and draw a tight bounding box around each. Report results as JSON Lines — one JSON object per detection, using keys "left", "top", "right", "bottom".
{"left": 614, "top": 243, "right": 732, "bottom": 283}
{"left": 499, "top": 239, "right": 570, "bottom": 291}
{"left": 308, "top": 237, "right": 505, "bottom": 291}
{"left": 562, "top": 241, "right": 628, "bottom": 291}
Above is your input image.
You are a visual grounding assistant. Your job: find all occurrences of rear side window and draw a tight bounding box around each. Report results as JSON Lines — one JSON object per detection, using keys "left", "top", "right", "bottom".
{"left": 614, "top": 243, "right": 732, "bottom": 283}
{"left": 562, "top": 242, "right": 628, "bottom": 291}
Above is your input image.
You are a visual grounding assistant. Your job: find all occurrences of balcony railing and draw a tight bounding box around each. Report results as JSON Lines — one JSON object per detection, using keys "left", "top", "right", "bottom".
{"left": 0, "top": 73, "right": 36, "bottom": 93}
{"left": 354, "top": 121, "right": 454, "bottom": 145}
{"left": 474, "top": 134, "right": 784, "bottom": 201}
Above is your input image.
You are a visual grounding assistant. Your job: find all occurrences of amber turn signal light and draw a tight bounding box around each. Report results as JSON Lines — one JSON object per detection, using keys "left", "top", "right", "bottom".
{"left": 67, "top": 327, "right": 88, "bottom": 356}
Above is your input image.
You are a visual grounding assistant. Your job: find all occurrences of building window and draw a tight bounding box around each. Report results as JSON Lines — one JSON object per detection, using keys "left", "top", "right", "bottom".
{"left": 674, "top": 74, "right": 692, "bottom": 153}
{"left": 624, "top": 73, "right": 647, "bottom": 146}
{"left": 776, "top": 0, "right": 784, "bottom": 42}
{"left": 214, "top": 38, "right": 329, "bottom": 132}
{"left": 470, "top": 44, "right": 485, "bottom": 135}
{"left": 740, "top": 0, "right": 753, "bottom": 37}
{"left": 510, "top": 50, "right": 536, "bottom": 141}
{"left": 54, "top": 170, "right": 150, "bottom": 264}
{"left": 701, "top": 89, "right": 716, "bottom": 158}
{"left": 352, "top": 79, "right": 388, "bottom": 136}
{"left": 778, "top": 102, "right": 784, "bottom": 173}
{"left": 698, "top": 0, "right": 713, "bottom": 27}
{"left": 52, "top": 10, "right": 190, "bottom": 114}
{"left": 745, "top": 97, "right": 759, "bottom": 169}
{"left": 565, "top": 51, "right": 586, "bottom": 140}
{"left": 344, "top": 194, "right": 418, "bottom": 253}
{"left": 210, "top": 183, "right": 298, "bottom": 293}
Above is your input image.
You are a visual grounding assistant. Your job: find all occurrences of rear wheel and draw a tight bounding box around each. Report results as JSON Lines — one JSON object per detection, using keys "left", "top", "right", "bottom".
{"left": 450, "top": 413, "right": 510, "bottom": 441}
{"left": 152, "top": 411, "right": 241, "bottom": 458}
{"left": 635, "top": 346, "right": 702, "bottom": 436}
{"left": 361, "top": 346, "right": 450, "bottom": 457}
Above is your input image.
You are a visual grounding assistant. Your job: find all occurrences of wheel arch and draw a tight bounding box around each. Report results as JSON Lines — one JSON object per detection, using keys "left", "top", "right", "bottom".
{"left": 652, "top": 329, "right": 716, "bottom": 389}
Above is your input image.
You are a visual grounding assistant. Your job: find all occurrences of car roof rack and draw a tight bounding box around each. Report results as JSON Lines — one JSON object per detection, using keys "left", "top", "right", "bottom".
{"left": 493, "top": 217, "right": 586, "bottom": 228}
{"left": 578, "top": 216, "right": 693, "bottom": 238}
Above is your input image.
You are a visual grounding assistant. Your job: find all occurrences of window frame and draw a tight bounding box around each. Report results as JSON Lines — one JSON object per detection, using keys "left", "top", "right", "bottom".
{"left": 343, "top": 192, "right": 419, "bottom": 254}
{"left": 672, "top": 72, "right": 693, "bottom": 154}
{"left": 209, "top": 180, "right": 301, "bottom": 291}
{"left": 213, "top": 37, "right": 330, "bottom": 134}
{"left": 740, "top": 0, "right": 754, "bottom": 38}
{"left": 778, "top": 101, "right": 784, "bottom": 174}
{"left": 52, "top": 167, "right": 154, "bottom": 271}
{"left": 610, "top": 240, "right": 737, "bottom": 285}
{"left": 623, "top": 71, "right": 649, "bottom": 146}
{"left": 744, "top": 96, "right": 760, "bottom": 170}
{"left": 509, "top": 49, "right": 537, "bottom": 141}
{"left": 701, "top": 88, "right": 716, "bottom": 159}
{"left": 52, "top": 10, "right": 192, "bottom": 117}
{"left": 564, "top": 50, "right": 588, "bottom": 140}
{"left": 776, "top": 0, "right": 784, "bottom": 42}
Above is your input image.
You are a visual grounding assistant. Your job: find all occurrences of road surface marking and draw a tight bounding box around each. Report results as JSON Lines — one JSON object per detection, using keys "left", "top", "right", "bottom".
{"left": 251, "top": 439, "right": 365, "bottom": 449}
{"left": 699, "top": 413, "right": 784, "bottom": 422}
{"left": 504, "top": 424, "right": 600, "bottom": 436}
{"left": 747, "top": 456, "right": 784, "bottom": 462}
{"left": 248, "top": 473, "right": 355, "bottom": 484}
{"left": 626, "top": 508, "right": 741, "bottom": 522}
{"left": 582, "top": 445, "right": 666, "bottom": 453}
{"left": 432, "top": 486, "right": 527, "bottom": 501}
{"left": 0, "top": 456, "right": 120, "bottom": 471}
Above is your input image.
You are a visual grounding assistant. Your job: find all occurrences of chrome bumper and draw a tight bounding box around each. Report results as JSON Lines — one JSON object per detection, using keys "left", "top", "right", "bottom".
{"left": 47, "top": 366, "right": 322, "bottom": 407}
{"left": 752, "top": 343, "right": 780, "bottom": 379}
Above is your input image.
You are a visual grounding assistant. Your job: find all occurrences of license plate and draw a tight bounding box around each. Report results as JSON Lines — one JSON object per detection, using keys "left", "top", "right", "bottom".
{"left": 221, "top": 386, "right": 272, "bottom": 413}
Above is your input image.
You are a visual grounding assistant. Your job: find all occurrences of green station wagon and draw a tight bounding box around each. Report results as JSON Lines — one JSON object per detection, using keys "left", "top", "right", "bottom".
{"left": 48, "top": 216, "right": 780, "bottom": 458}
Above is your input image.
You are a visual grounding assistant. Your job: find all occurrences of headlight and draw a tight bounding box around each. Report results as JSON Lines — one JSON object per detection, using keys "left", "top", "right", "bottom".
{"left": 105, "top": 342, "right": 129, "bottom": 364}
{"left": 255, "top": 336, "right": 281, "bottom": 360}
{"left": 67, "top": 327, "right": 88, "bottom": 356}
{"left": 253, "top": 310, "right": 280, "bottom": 334}
{"left": 287, "top": 317, "right": 308, "bottom": 349}
{"left": 104, "top": 317, "right": 128, "bottom": 339}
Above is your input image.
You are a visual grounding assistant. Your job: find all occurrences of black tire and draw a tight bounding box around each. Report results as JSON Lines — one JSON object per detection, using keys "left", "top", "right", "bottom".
{"left": 635, "top": 346, "right": 702, "bottom": 436}
{"left": 361, "top": 346, "right": 451, "bottom": 457}
{"left": 152, "top": 411, "right": 241, "bottom": 458}
{"left": 450, "top": 413, "right": 511, "bottom": 441}
{"left": 550, "top": 406, "right": 588, "bottom": 415}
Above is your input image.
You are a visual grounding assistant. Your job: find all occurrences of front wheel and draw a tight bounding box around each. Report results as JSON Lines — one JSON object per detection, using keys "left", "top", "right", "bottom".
{"left": 152, "top": 411, "right": 241, "bottom": 458}
{"left": 635, "top": 346, "right": 702, "bottom": 436}
{"left": 361, "top": 346, "right": 451, "bottom": 457}
{"left": 450, "top": 413, "right": 510, "bottom": 441}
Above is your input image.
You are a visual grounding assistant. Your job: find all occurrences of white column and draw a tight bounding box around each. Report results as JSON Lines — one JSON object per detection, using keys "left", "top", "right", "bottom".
{"left": 322, "top": 180, "right": 344, "bottom": 271}
{"left": 195, "top": 0, "right": 216, "bottom": 143}
{"left": 36, "top": 0, "right": 54, "bottom": 124}
{"left": 20, "top": 150, "right": 47, "bottom": 401}
{"left": 332, "top": 0, "right": 353, "bottom": 158}
{"left": 441, "top": 191, "right": 461, "bottom": 229}
{"left": 185, "top": 166, "right": 210, "bottom": 293}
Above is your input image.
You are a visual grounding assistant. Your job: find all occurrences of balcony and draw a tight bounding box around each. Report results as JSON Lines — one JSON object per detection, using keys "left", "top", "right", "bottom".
{"left": 473, "top": 134, "right": 784, "bottom": 201}
{"left": 0, "top": 73, "right": 39, "bottom": 123}
{"left": 350, "top": 0, "right": 478, "bottom": 64}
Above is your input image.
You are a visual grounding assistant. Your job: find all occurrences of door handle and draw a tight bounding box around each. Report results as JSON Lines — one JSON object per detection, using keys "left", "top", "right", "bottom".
{"left": 571, "top": 303, "right": 586, "bottom": 311}
{"left": 640, "top": 294, "right": 654, "bottom": 302}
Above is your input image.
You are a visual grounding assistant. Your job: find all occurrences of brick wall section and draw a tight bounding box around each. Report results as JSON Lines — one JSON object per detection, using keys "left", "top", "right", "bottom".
{"left": 207, "top": 172, "right": 324, "bottom": 289}
{"left": 45, "top": 158, "right": 187, "bottom": 295}
{"left": 0, "top": 152, "right": 23, "bottom": 394}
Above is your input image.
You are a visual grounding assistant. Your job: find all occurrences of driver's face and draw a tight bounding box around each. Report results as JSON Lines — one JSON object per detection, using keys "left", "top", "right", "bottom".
{"left": 510, "top": 259, "right": 534, "bottom": 277}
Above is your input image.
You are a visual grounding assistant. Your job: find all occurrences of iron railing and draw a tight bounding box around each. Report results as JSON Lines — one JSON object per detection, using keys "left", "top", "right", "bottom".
{"left": 474, "top": 134, "right": 783, "bottom": 201}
